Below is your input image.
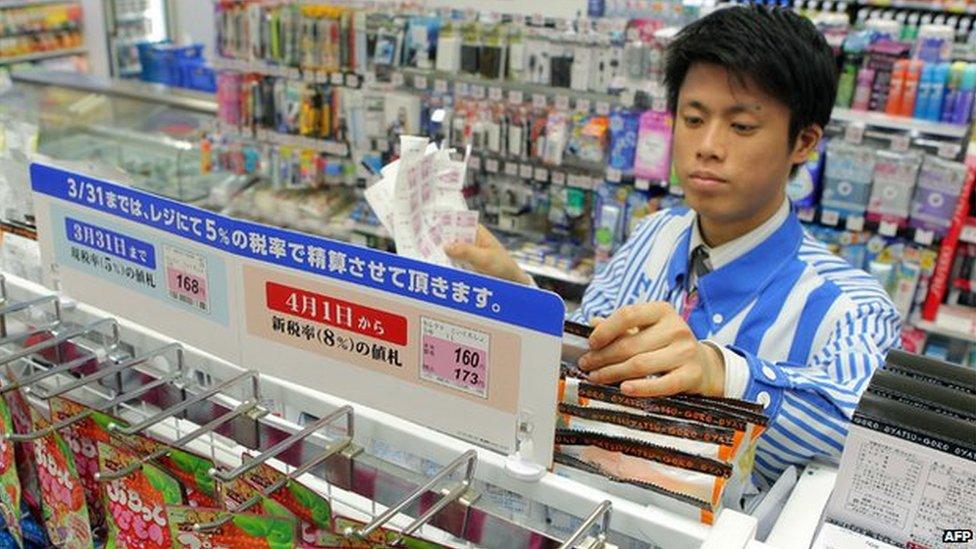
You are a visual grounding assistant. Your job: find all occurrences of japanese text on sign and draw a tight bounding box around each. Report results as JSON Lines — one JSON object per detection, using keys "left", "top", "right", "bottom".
{"left": 32, "top": 164, "right": 564, "bottom": 337}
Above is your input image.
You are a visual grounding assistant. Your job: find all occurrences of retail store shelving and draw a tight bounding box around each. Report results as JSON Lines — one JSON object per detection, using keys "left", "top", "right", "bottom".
{"left": 914, "top": 318, "right": 976, "bottom": 343}
{"left": 0, "top": 0, "right": 78, "bottom": 8}
{"left": 831, "top": 107, "right": 971, "bottom": 139}
{"left": 0, "top": 47, "right": 86, "bottom": 65}
{"left": 853, "top": 0, "right": 976, "bottom": 13}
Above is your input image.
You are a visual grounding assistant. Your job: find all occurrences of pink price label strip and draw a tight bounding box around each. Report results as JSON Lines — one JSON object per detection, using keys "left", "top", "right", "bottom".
{"left": 421, "top": 335, "right": 488, "bottom": 398}
{"left": 166, "top": 267, "right": 208, "bottom": 303}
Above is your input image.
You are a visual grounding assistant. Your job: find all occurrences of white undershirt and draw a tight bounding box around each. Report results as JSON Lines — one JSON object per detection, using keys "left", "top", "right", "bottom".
{"left": 689, "top": 198, "right": 791, "bottom": 398}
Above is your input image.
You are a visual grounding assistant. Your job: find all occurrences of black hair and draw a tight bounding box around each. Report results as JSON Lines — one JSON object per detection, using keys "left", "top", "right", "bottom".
{"left": 664, "top": 5, "right": 837, "bottom": 158}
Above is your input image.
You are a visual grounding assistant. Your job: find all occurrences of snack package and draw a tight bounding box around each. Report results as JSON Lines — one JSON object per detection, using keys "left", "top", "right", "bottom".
{"left": 167, "top": 505, "right": 298, "bottom": 549}
{"left": 49, "top": 397, "right": 115, "bottom": 536}
{"left": 99, "top": 442, "right": 183, "bottom": 548}
{"left": 119, "top": 435, "right": 218, "bottom": 508}
{"left": 29, "top": 407, "right": 94, "bottom": 548}
{"left": 240, "top": 462, "right": 335, "bottom": 547}
{"left": 0, "top": 395, "right": 23, "bottom": 547}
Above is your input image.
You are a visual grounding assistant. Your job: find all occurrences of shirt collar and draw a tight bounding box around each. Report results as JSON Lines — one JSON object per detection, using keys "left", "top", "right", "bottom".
{"left": 666, "top": 200, "right": 804, "bottom": 330}
{"left": 689, "top": 197, "right": 791, "bottom": 271}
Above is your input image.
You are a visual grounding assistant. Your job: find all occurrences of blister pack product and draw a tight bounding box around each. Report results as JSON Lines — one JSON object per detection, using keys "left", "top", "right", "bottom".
{"left": 867, "top": 150, "right": 922, "bottom": 225}
{"left": 608, "top": 109, "right": 640, "bottom": 172}
{"left": 909, "top": 155, "right": 968, "bottom": 233}
{"left": 786, "top": 138, "right": 826, "bottom": 208}
{"left": 821, "top": 140, "right": 877, "bottom": 216}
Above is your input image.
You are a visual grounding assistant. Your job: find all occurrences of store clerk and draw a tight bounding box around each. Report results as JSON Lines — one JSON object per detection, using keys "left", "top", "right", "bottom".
{"left": 446, "top": 5, "right": 903, "bottom": 488}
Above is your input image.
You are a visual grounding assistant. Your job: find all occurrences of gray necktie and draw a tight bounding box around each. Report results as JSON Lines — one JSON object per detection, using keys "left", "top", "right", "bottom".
{"left": 687, "top": 245, "right": 713, "bottom": 293}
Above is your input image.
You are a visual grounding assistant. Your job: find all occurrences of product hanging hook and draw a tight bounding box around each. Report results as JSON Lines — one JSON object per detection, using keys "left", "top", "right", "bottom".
{"left": 558, "top": 500, "right": 612, "bottom": 549}
{"left": 3, "top": 370, "right": 182, "bottom": 443}
{"left": 28, "top": 342, "right": 183, "bottom": 401}
{"left": 192, "top": 405, "right": 355, "bottom": 532}
{"left": 0, "top": 317, "right": 121, "bottom": 382}
{"left": 348, "top": 448, "right": 478, "bottom": 543}
{"left": 97, "top": 398, "right": 265, "bottom": 482}
{"left": 108, "top": 369, "right": 259, "bottom": 437}
{"left": 0, "top": 294, "right": 61, "bottom": 328}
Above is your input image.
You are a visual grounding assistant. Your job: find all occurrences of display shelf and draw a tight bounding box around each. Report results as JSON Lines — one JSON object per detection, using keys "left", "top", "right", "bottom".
{"left": 794, "top": 206, "right": 941, "bottom": 245}
{"left": 831, "top": 107, "right": 970, "bottom": 139}
{"left": 519, "top": 261, "right": 592, "bottom": 286}
{"left": 0, "top": 47, "right": 85, "bottom": 65}
{"left": 854, "top": 0, "right": 976, "bottom": 13}
{"left": 0, "top": 25, "right": 81, "bottom": 39}
{"left": 914, "top": 318, "right": 976, "bottom": 343}
{"left": 256, "top": 128, "right": 350, "bottom": 156}
{"left": 212, "top": 56, "right": 362, "bottom": 87}
{"left": 0, "top": 0, "right": 79, "bottom": 8}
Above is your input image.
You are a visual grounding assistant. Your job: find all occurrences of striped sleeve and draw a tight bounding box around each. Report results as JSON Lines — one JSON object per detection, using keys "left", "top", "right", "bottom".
{"left": 730, "top": 295, "right": 902, "bottom": 487}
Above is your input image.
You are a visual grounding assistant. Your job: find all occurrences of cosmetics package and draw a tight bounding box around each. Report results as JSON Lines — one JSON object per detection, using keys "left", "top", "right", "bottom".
{"left": 909, "top": 155, "right": 968, "bottom": 233}
{"left": 867, "top": 150, "right": 922, "bottom": 225}
{"left": 821, "top": 141, "right": 878, "bottom": 216}
{"left": 633, "top": 110, "right": 672, "bottom": 181}
{"left": 787, "top": 138, "right": 826, "bottom": 208}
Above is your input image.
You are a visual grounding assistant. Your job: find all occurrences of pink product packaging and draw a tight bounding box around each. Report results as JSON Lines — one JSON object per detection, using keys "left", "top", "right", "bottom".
{"left": 217, "top": 72, "right": 242, "bottom": 126}
{"left": 633, "top": 110, "right": 673, "bottom": 182}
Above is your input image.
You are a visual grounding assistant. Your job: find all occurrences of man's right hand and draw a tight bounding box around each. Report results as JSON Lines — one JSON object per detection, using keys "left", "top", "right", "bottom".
{"left": 445, "top": 225, "right": 534, "bottom": 286}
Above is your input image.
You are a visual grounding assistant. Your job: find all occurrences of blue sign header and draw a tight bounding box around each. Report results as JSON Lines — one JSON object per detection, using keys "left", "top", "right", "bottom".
{"left": 31, "top": 163, "right": 565, "bottom": 337}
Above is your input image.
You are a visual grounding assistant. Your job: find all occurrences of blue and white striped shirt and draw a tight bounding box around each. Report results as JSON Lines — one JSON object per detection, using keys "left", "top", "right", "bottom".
{"left": 570, "top": 206, "right": 903, "bottom": 487}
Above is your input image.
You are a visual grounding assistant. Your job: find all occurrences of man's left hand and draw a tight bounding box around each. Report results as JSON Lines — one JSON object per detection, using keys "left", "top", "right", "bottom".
{"left": 577, "top": 302, "right": 726, "bottom": 397}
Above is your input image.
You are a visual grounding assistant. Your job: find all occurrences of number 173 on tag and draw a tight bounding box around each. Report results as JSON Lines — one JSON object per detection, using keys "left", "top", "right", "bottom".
{"left": 421, "top": 317, "right": 489, "bottom": 398}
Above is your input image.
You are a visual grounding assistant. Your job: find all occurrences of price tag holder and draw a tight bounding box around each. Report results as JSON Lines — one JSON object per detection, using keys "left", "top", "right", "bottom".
{"left": 532, "top": 94, "right": 548, "bottom": 109}
{"left": 363, "top": 70, "right": 377, "bottom": 87}
{"left": 797, "top": 207, "right": 816, "bottom": 223}
{"left": 533, "top": 167, "right": 549, "bottom": 182}
{"left": 468, "top": 155, "right": 482, "bottom": 170}
{"left": 520, "top": 164, "right": 534, "bottom": 179}
{"left": 879, "top": 220, "right": 899, "bottom": 237}
{"left": 555, "top": 95, "right": 570, "bottom": 111}
{"left": 414, "top": 75, "right": 428, "bottom": 90}
{"left": 456, "top": 82, "right": 470, "bottom": 97}
{"left": 509, "top": 90, "right": 524, "bottom": 105}
{"left": 635, "top": 178, "right": 651, "bottom": 191}
{"left": 606, "top": 168, "right": 622, "bottom": 183}
{"left": 552, "top": 171, "right": 566, "bottom": 185}
{"left": 844, "top": 122, "right": 865, "bottom": 144}
{"left": 821, "top": 209, "right": 840, "bottom": 226}
{"left": 485, "top": 158, "right": 499, "bottom": 173}
{"left": 391, "top": 72, "right": 405, "bottom": 88}
{"left": 596, "top": 101, "right": 611, "bottom": 115}
{"left": 651, "top": 96, "right": 667, "bottom": 112}
{"left": 505, "top": 162, "right": 519, "bottom": 177}
{"left": 576, "top": 98, "right": 591, "bottom": 113}
{"left": 890, "top": 134, "right": 910, "bottom": 152}
{"left": 331, "top": 72, "right": 344, "bottom": 85}
{"left": 959, "top": 223, "right": 976, "bottom": 244}
{"left": 621, "top": 89, "right": 635, "bottom": 108}
{"left": 937, "top": 142, "right": 960, "bottom": 159}
{"left": 913, "top": 229, "right": 935, "bottom": 246}
{"left": 435, "top": 79, "right": 448, "bottom": 94}
{"left": 531, "top": 13, "right": 545, "bottom": 26}
{"left": 489, "top": 87, "right": 503, "bottom": 101}
{"left": 472, "top": 85, "right": 486, "bottom": 100}
{"left": 846, "top": 215, "right": 865, "bottom": 232}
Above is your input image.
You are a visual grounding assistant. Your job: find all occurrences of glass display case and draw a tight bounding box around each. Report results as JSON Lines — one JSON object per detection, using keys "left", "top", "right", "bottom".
{"left": 0, "top": 70, "right": 246, "bottom": 227}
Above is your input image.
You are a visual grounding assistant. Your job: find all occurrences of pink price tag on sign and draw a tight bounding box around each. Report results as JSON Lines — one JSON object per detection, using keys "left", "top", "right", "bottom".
{"left": 420, "top": 317, "right": 489, "bottom": 398}
{"left": 166, "top": 267, "right": 209, "bottom": 303}
{"left": 422, "top": 336, "right": 488, "bottom": 397}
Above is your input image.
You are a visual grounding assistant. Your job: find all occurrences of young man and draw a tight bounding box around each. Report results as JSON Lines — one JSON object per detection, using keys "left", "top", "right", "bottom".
{"left": 445, "top": 5, "right": 902, "bottom": 487}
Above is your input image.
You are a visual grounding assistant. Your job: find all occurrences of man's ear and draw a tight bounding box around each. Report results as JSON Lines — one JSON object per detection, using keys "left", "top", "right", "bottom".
{"left": 790, "top": 124, "right": 823, "bottom": 165}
